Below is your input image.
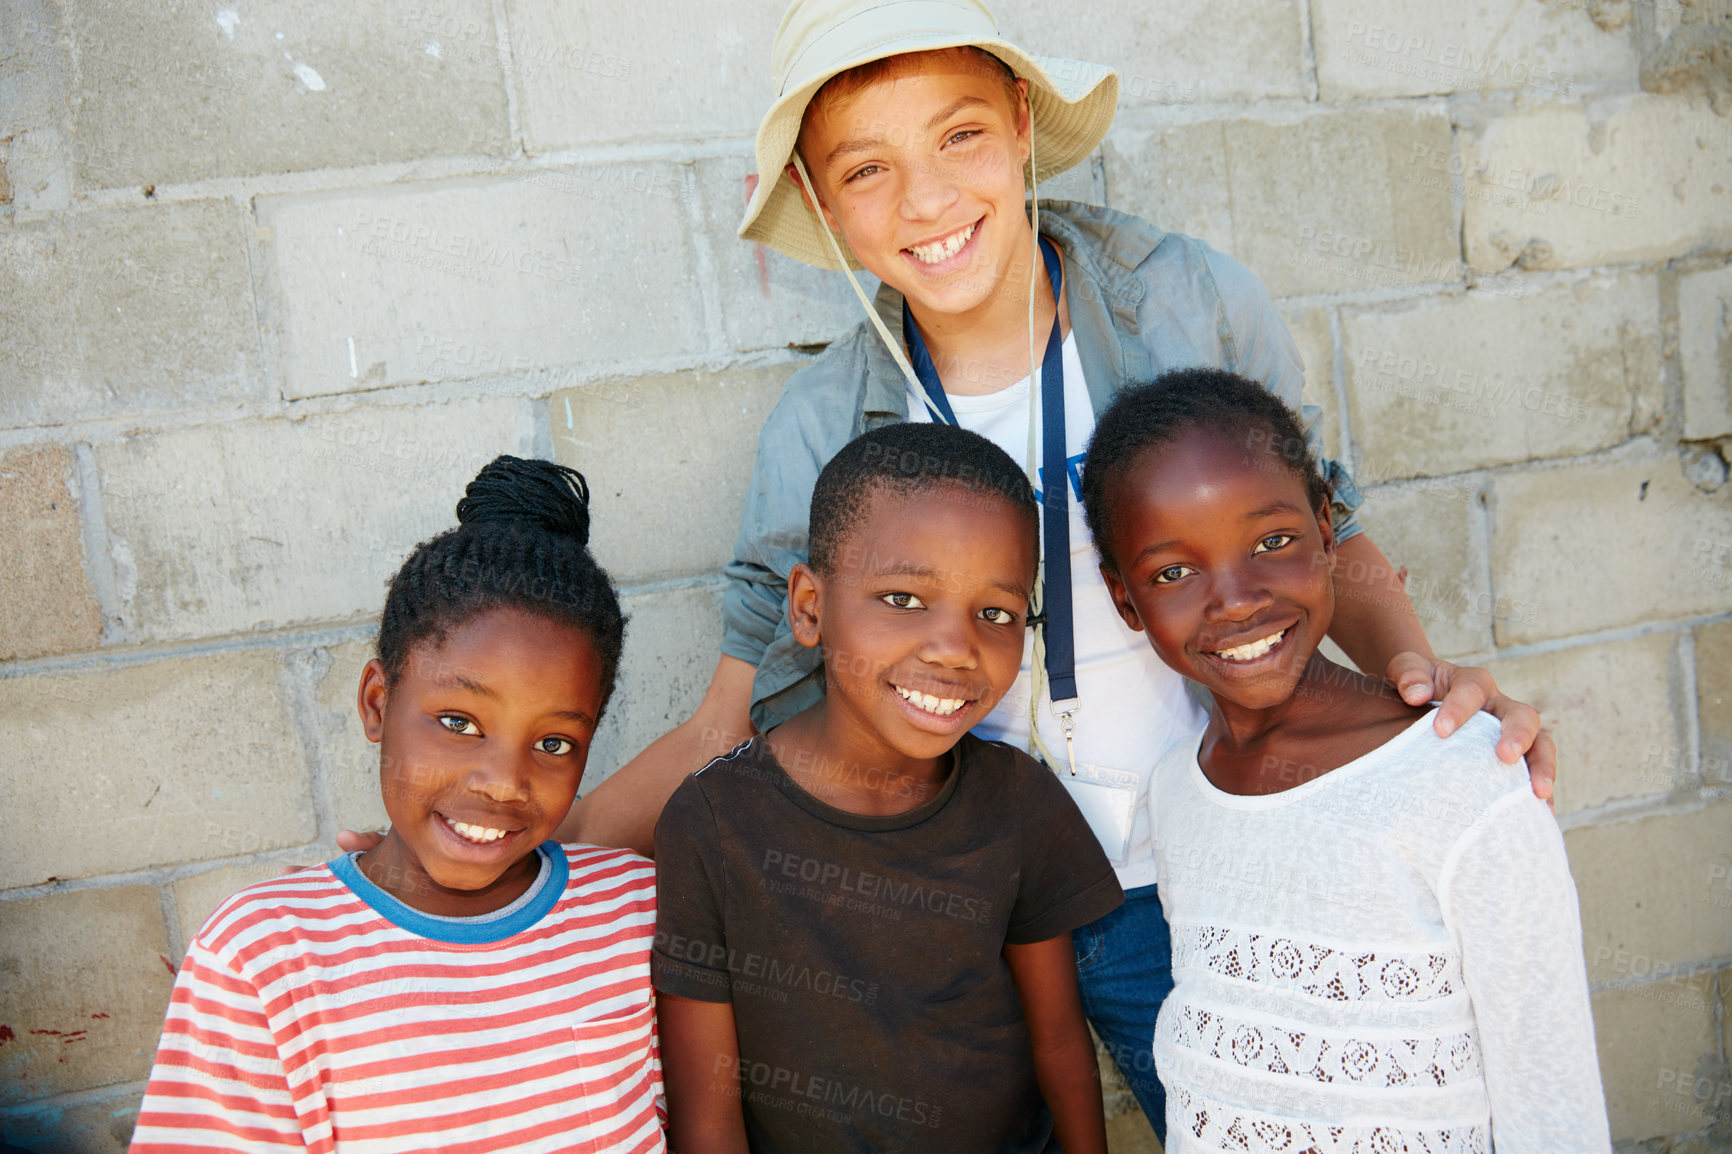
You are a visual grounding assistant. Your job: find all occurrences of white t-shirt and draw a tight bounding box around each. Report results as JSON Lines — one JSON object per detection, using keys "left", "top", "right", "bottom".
{"left": 905, "top": 333, "right": 1205, "bottom": 888}
{"left": 1150, "top": 711, "right": 1610, "bottom": 1152}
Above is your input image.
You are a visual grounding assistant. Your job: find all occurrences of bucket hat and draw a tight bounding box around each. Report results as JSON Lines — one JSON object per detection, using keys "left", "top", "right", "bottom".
{"left": 738, "top": 0, "right": 1118, "bottom": 270}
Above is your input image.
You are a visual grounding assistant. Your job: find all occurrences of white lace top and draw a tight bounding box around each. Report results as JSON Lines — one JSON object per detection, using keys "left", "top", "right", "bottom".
{"left": 1151, "top": 711, "right": 1610, "bottom": 1153}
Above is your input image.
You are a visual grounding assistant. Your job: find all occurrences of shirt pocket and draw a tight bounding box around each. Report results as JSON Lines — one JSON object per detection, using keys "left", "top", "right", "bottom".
{"left": 569, "top": 1001, "right": 664, "bottom": 1150}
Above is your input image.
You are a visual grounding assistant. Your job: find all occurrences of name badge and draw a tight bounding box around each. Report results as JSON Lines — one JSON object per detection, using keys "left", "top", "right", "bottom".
{"left": 1058, "top": 765, "right": 1139, "bottom": 863}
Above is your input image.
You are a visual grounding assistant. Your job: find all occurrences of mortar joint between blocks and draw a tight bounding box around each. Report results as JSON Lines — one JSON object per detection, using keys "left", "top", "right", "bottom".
{"left": 276, "top": 646, "right": 343, "bottom": 849}
{"left": 1297, "top": 0, "right": 1319, "bottom": 103}
{"left": 1678, "top": 628, "right": 1705, "bottom": 790}
{"left": 156, "top": 883, "right": 186, "bottom": 968}
{"left": 490, "top": 0, "right": 526, "bottom": 158}
{"left": 72, "top": 441, "right": 126, "bottom": 647}
{"left": 681, "top": 161, "right": 730, "bottom": 356}
{"left": 1326, "top": 305, "right": 1352, "bottom": 470}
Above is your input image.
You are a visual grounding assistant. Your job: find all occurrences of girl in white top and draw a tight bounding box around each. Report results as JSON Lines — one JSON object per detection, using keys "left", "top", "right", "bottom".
{"left": 1078, "top": 368, "right": 1610, "bottom": 1152}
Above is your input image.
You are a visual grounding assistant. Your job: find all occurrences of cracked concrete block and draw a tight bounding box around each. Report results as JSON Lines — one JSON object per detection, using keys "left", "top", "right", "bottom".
{"left": 551, "top": 366, "right": 793, "bottom": 585}
{"left": 0, "top": 445, "right": 102, "bottom": 661}
{"left": 1313, "top": 0, "right": 1639, "bottom": 99}
{"left": 1696, "top": 618, "right": 1732, "bottom": 786}
{"left": 504, "top": 0, "right": 780, "bottom": 149}
{"left": 1489, "top": 454, "right": 1732, "bottom": 644}
{"left": 259, "top": 169, "right": 703, "bottom": 399}
{"left": 1342, "top": 275, "right": 1663, "bottom": 477}
{"left": 1590, "top": 974, "right": 1722, "bottom": 1143}
{"left": 60, "top": 0, "right": 509, "bottom": 188}
{"left": 0, "top": 200, "right": 263, "bottom": 428}
{"left": 1105, "top": 106, "right": 1458, "bottom": 298}
{"left": 0, "top": 0, "right": 72, "bottom": 212}
{"left": 94, "top": 398, "right": 528, "bottom": 643}
{"left": 1485, "top": 632, "right": 1689, "bottom": 815}
{"left": 0, "top": 650, "right": 314, "bottom": 888}
{"left": 0, "top": 0, "right": 69, "bottom": 142}
{"left": 0, "top": 887, "right": 176, "bottom": 1101}
{"left": 1640, "top": 8, "right": 1732, "bottom": 113}
{"left": 1679, "top": 263, "right": 1732, "bottom": 441}
{"left": 1352, "top": 477, "right": 1491, "bottom": 660}
{"left": 1567, "top": 800, "right": 1732, "bottom": 988}
{"left": 996, "top": 0, "right": 1305, "bottom": 103}
{"left": 1459, "top": 96, "right": 1732, "bottom": 273}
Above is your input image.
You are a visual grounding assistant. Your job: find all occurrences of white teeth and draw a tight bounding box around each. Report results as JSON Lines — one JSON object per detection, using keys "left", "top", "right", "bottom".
{"left": 444, "top": 816, "right": 510, "bottom": 844}
{"left": 1213, "top": 628, "right": 1288, "bottom": 663}
{"left": 907, "top": 222, "right": 975, "bottom": 264}
{"left": 894, "top": 685, "right": 967, "bottom": 717}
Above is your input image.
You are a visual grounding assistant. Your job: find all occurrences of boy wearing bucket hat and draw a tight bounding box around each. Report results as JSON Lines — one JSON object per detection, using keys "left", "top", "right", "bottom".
{"left": 579, "top": 0, "right": 1555, "bottom": 1137}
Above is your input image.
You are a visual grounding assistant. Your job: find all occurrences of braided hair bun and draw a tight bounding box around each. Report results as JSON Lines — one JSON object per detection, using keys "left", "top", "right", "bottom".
{"left": 455, "top": 455, "right": 592, "bottom": 545}
{"left": 376, "top": 455, "right": 626, "bottom": 715}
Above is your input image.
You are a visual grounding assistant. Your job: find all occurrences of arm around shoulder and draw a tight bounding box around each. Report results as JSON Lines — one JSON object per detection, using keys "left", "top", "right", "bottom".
{"left": 559, "top": 654, "right": 757, "bottom": 857}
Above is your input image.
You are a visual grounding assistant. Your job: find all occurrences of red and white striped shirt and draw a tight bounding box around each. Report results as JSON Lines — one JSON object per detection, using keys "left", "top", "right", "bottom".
{"left": 132, "top": 843, "right": 663, "bottom": 1153}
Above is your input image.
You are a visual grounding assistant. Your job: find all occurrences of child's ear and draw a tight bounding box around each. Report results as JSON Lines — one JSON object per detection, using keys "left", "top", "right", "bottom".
{"left": 787, "top": 561, "right": 825, "bottom": 650}
{"left": 357, "top": 658, "right": 389, "bottom": 743}
{"left": 784, "top": 161, "right": 841, "bottom": 234}
{"left": 1315, "top": 496, "right": 1338, "bottom": 570}
{"left": 1099, "top": 562, "right": 1146, "bottom": 634}
{"left": 1012, "top": 77, "right": 1032, "bottom": 167}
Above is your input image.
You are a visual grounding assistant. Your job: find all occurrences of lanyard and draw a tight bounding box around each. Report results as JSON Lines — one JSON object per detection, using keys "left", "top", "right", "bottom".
{"left": 901, "top": 235, "right": 1079, "bottom": 714}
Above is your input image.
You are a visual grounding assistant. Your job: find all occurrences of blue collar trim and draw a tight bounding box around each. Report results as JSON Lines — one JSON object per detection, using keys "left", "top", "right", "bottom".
{"left": 329, "top": 841, "right": 569, "bottom": 944}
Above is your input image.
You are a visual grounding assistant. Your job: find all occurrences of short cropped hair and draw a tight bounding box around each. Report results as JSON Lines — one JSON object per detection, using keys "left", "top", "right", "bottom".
{"left": 798, "top": 46, "right": 1023, "bottom": 157}
{"left": 1080, "top": 368, "right": 1331, "bottom": 573}
{"left": 807, "top": 422, "right": 1038, "bottom": 576}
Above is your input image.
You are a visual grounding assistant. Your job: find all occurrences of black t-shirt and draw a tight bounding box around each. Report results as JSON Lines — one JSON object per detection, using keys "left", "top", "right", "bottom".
{"left": 652, "top": 733, "right": 1124, "bottom": 1154}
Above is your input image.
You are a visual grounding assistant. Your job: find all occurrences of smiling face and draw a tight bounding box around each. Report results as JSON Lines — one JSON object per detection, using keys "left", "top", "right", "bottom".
{"left": 1098, "top": 430, "right": 1337, "bottom": 713}
{"left": 793, "top": 482, "right": 1035, "bottom": 774}
{"left": 793, "top": 49, "right": 1033, "bottom": 323}
{"left": 356, "top": 607, "right": 605, "bottom": 917}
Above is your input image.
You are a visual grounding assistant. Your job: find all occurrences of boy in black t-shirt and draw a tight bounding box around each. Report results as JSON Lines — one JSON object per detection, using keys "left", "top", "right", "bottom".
{"left": 653, "top": 422, "right": 1124, "bottom": 1154}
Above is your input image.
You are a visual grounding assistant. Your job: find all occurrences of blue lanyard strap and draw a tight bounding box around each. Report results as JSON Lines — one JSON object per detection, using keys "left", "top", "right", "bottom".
{"left": 901, "top": 235, "right": 1077, "bottom": 702}
{"left": 902, "top": 302, "right": 961, "bottom": 428}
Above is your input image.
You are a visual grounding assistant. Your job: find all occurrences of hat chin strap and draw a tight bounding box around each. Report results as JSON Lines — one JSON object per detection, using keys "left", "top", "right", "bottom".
{"left": 787, "top": 151, "right": 946, "bottom": 423}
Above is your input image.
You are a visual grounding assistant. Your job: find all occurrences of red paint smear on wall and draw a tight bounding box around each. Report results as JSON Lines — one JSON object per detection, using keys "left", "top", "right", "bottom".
{"left": 745, "top": 174, "right": 771, "bottom": 297}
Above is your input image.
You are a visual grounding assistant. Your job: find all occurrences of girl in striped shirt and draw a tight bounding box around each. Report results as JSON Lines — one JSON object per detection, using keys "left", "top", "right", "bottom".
{"left": 133, "top": 457, "right": 664, "bottom": 1154}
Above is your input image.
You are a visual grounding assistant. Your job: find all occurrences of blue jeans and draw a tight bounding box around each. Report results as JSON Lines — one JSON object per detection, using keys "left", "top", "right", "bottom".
{"left": 1073, "top": 883, "right": 1170, "bottom": 1141}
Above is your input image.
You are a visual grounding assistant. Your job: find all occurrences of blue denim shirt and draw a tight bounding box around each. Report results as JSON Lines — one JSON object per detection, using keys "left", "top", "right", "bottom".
{"left": 723, "top": 201, "right": 1364, "bottom": 730}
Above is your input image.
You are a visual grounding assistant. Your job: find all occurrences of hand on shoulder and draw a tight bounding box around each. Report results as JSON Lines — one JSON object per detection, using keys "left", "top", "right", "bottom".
{"left": 1386, "top": 653, "right": 1555, "bottom": 805}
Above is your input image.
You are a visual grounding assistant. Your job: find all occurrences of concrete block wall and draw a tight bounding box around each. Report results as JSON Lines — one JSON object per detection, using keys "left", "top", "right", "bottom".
{"left": 0, "top": 0, "right": 1727, "bottom": 1149}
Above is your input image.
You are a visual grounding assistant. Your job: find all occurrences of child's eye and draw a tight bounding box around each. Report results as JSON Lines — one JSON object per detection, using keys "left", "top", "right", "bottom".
{"left": 1252, "top": 534, "right": 1294, "bottom": 554}
{"left": 536, "top": 737, "right": 574, "bottom": 756}
{"left": 844, "top": 163, "right": 882, "bottom": 183}
{"left": 880, "top": 592, "right": 927, "bottom": 609}
{"left": 1152, "top": 564, "right": 1194, "bottom": 585}
{"left": 439, "top": 715, "right": 478, "bottom": 735}
{"left": 946, "top": 129, "right": 979, "bottom": 146}
{"left": 979, "top": 606, "right": 1017, "bottom": 625}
